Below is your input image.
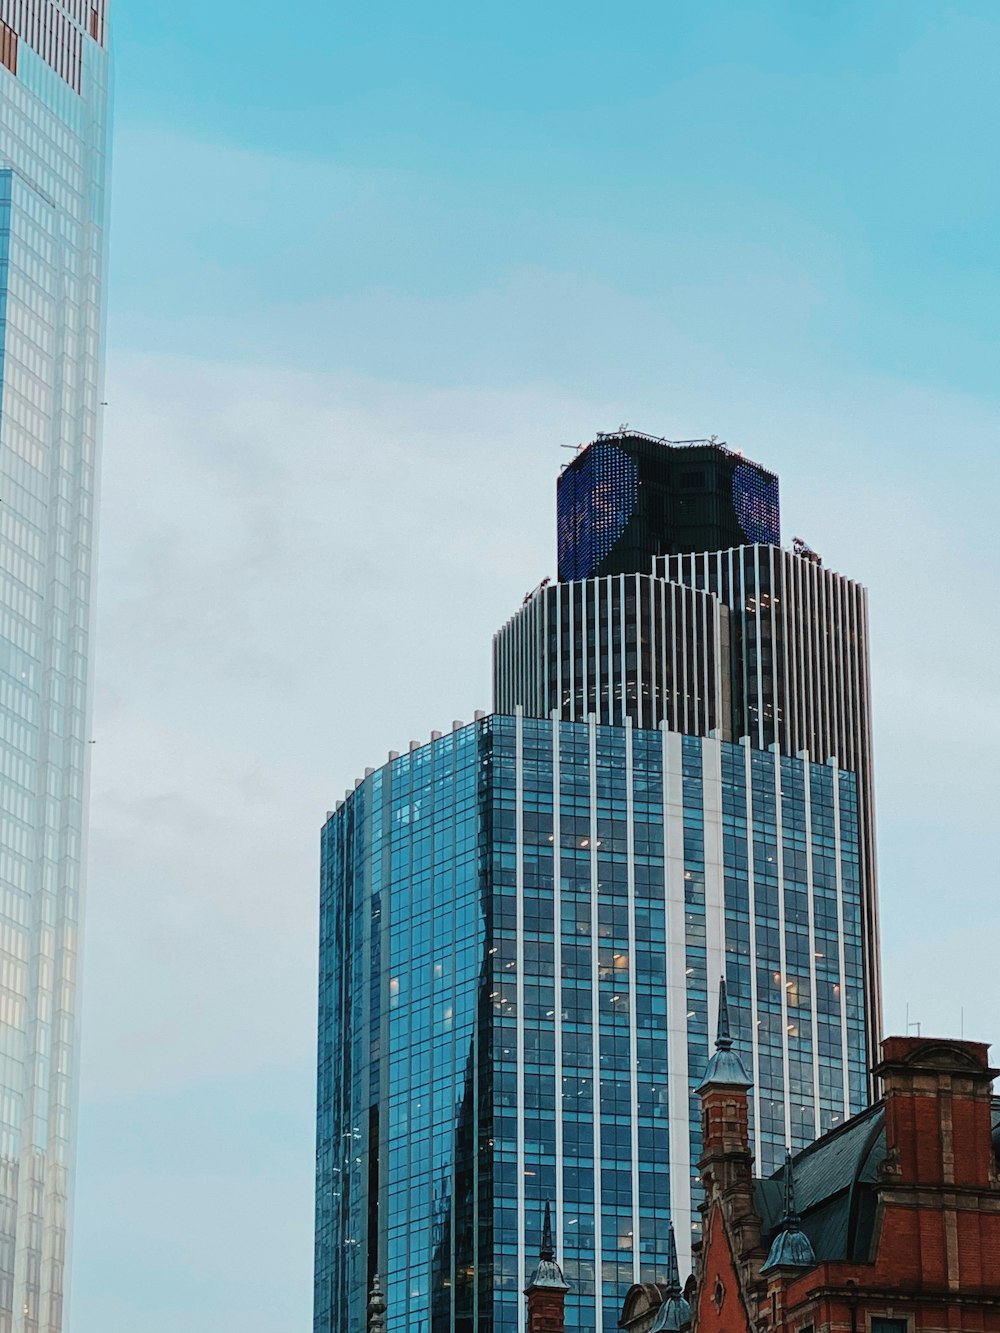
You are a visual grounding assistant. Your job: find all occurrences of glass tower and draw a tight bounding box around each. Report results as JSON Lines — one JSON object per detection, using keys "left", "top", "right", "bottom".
{"left": 317, "top": 436, "right": 878, "bottom": 1333}
{"left": 0, "top": 5, "right": 110, "bottom": 1332}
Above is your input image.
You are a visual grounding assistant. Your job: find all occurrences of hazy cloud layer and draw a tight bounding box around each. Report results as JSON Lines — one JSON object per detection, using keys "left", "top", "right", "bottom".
{"left": 70, "top": 3, "right": 1000, "bottom": 1305}
{"left": 69, "top": 335, "right": 1000, "bottom": 1331}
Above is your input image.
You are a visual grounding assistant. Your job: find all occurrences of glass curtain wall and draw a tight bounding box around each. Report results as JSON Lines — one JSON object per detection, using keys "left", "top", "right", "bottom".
{"left": 0, "top": 10, "right": 110, "bottom": 1332}
{"left": 316, "top": 715, "right": 865, "bottom": 1333}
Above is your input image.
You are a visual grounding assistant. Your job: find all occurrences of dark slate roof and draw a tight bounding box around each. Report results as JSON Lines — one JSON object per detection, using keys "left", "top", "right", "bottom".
{"left": 754, "top": 1099, "right": 1000, "bottom": 1263}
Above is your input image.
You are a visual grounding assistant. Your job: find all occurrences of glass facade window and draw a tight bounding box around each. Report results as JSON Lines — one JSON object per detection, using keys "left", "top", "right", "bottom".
{"left": 316, "top": 714, "right": 866, "bottom": 1333}
{"left": 0, "top": 9, "right": 109, "bottom": 1331}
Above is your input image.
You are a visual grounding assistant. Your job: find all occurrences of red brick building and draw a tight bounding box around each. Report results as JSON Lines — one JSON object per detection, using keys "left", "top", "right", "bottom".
{"left": 693, "top": 1031, "right": 1000, "bottom": 1333}
{"left": 525, "top": 986, "right": 1000, "bottom": 1333}
{"left": 621, "top": 990, "right": 1000, "bottom": 1333}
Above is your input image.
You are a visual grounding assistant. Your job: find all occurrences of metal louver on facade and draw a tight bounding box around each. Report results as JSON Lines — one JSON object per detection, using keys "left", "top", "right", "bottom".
{"left": 655, "top": 545, "right": 880, "bottom": 1067}
{"left": 493, "top": 575, "right": 730, "bottom": 739}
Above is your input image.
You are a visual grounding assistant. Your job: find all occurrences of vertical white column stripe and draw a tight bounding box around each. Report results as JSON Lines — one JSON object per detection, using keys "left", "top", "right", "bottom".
{"left": 682, "top": 578, "right": 688, "bottom": 735}
{"left": 831, "top": 573, "right": 844, "bottom": 767}
{"left": 588, "top": 716, "right": 604, "bottom": 1329}
{"left": 700, "top": 556, "right": 710, "bottom": 735}
{"left": 578, "top": 581, "right": 586, "bottom": 725}
{"left": 784, "top": 554, "right": 798, "bottom": 756}
{"left": 556, "top": 583, "right": 563, "bottom": 718}
{"left": 542, "top": 586, "right": 550, "bottom": 717}
{"left": 618, "top": 576, "right": 626, "bottom": 729}
{"left": 832, "top": 760, "right": 851, "bottom": 1118}
{"left": 607, "top": 578, "right": 615, "bottom": 726}
{"left": 635, "top": 577, "right": 644, "bottom": 730}
{"left": 594, "top": 578, "right": 603, "bottom": 725}
{"left": 818, "top": 571, "right": 830, "bottom": 760}
{"left": 773, "top": 745, "right": 792, "bottom": 1148}
{"left": 735, "top": 551, "right": 747, "bottom": 742}
{"left": 660, "top": 582, "right": 669, "bottom": 730}
{"left": 743, "top": 738, "right": 763, "bottom": 1166}
{"left": 569, "top": 585, "right": 576, "bottom": 723}
{"left": 857, "top": 583, "right": 882, "bottom": 1067}
{"left": 515, "top": 707, "right": 527, "bottom": 1315}
{"left": 702, "top": 739, "right": 726, "bottom": 1013}
{"left": 650, "top": 575, "right": 660, "bottom": 728}
{"left": 551, "top": 714, "right": 565, "bottom": 1263}
{"left": 662, "top": 725, "right": 692, "bottom": 1277}
{"left": 624, "top": 719, "right": 641, "bottom": 1284}
{"left": 753, "top": 547, "right": 765, "bottom": 750}
{"left": 802, "top": 762, "right": 821, "bottom": 1138}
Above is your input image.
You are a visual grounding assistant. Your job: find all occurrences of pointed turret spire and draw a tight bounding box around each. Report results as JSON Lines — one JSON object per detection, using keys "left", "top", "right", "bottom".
{"left": 650, "top": 1223, "right": 691, "bottom": 1332}
{"left": 540, "top": 1199, "right": 555, "bottom": 1261}
{"left": 665, "top": 1221, "right": 680, "bottom": 1291}
{"left": 697, "top": 977, "right": 752, "bottom": 1091}
{"left": 782, "top": 1149, "right": 799, "bottom": 1224}
{"left": 761, "top": 1150, "right": 816, "bottom": 1275}
{"left": 715, "top": 975, "right": 734, "bottom": 1048}
{"left": 525, "top": 1203, "right": 570, "bottom": 1294}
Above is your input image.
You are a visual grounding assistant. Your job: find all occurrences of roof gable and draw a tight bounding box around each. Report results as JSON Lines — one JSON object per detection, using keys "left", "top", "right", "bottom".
{"left": 693, "top": 1200, "right": 753, "bottom": 1333}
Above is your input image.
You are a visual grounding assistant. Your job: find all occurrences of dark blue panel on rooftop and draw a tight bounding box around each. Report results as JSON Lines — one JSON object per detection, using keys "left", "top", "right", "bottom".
{"left": 732, "top": 461, "right": 780, "bottom": 546}
{"left": 557, "top": 442, "right": 638, "bottom": 581}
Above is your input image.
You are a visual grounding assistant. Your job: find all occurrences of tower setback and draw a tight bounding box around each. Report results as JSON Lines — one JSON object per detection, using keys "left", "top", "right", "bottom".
{"left": 316, "top": 433, "right": 880, "bottom": 1333}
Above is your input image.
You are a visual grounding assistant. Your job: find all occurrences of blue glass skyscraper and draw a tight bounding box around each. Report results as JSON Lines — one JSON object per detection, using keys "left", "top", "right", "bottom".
{"left": 317, "top": 434, "right": 879, "bottom": 1333}
{"left": 0, "top": 5, "right": 110, "bottom": 1330}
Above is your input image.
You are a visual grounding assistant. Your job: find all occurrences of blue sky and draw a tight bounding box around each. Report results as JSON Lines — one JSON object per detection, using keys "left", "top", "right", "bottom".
{"left": 110, "top": 0, "right": 1000, "bottom": 390}
{"left": 73, "top": 3, "right": 1000, "bottom": 1331}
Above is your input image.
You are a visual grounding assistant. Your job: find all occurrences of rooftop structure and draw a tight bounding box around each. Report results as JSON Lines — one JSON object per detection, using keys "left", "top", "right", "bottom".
{"left": 556, "top": 431, "right": 779, "bottom": 582}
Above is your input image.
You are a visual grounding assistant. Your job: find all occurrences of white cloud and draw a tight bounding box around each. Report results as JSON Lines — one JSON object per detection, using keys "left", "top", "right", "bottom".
{"left": 83, "top": 349, "right": 1000, "bottom": 1114}
{"left": 84, "top": 353, "right": 615, "bottom": 1104}
{"left": 75, "top": 321, "right": 1000, "bottom": 1333}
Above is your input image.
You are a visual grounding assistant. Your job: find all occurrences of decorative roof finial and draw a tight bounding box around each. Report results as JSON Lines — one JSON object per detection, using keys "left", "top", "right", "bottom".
{"left": 715, "top": 976, "right": 733, "bottom": 1049}
{"left": 761, "top": 1151, "right": 816, "bottom": 1275}
{"left": 650, "top": 1223, "right": 691, "bottom": 1331}
{"left": 665, "top": 1222, "right": 680, "bottom": 1293}
{"left": 541, "top": 1199, "right": 555, "bottom": 1261}
{"left": 782, "top": 1149, "right": 799, "bottom": 1225}
{"left": 525, "top": 1204, "right": 570, "bottom": 1294}
{"left": 697, "top": 976, "right": 752, "bottom": 1091}
{"left": 367, "top": 1272, "right": 387, "bottom": 1333}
